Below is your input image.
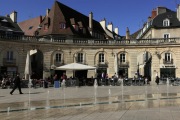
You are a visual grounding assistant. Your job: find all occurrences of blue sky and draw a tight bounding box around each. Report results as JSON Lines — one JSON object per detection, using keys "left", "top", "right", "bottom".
{"left": 0, "top": 0, "right": 179, "bottom": 35}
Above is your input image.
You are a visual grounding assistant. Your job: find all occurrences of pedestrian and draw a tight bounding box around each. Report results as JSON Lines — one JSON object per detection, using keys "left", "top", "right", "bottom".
{"left": 10, "top": 73, "right": 23, "bottom": 95}
{"left": 155, "top": 75, "right": 159, "bottom": 85}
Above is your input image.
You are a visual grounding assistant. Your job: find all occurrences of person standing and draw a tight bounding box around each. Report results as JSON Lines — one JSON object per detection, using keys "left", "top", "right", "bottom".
{"left": 10, "top": 73, "right": 23, "bottom": 95}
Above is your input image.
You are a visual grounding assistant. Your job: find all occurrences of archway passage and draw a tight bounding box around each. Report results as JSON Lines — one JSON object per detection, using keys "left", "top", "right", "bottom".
{"left": 31, "top": 49, "right": 43, "bottom": 79}
{"left": 137, "top": 51, "right": 152, "bottom": 80}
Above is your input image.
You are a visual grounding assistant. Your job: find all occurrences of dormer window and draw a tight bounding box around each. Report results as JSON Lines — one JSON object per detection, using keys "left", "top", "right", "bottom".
{"left": 163, "top": 18, "right": 170, "bottom": 27}
{"left": 60, "top": 23, "right": 66, "bottom": 29}
{"left": 73, "top": 25, "right": 79, "bottom": 31}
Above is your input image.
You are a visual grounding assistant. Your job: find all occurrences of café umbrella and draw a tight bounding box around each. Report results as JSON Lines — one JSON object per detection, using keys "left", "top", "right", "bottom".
{"left": 55, "top": 63, "right": 96, "bottom": 70}
{"left": 55, "top": 63, "right": 96, "bottom": 77}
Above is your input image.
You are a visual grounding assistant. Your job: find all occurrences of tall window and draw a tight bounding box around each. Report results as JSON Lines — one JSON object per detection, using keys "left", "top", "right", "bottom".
{"left": 77, "top": 53, "right": 83, "bottom": 63}
{"left": 165, "top": 53, "right": 171, "bottom": 61}
{"left": 120, "top": 53, "right": 126, "bottom": 62}
{"left": 99, "top": 53, "right": 104, "bottom": 63}
{"left": 163, "top": 19, "right": 170, "bottom": 27}
{"left": 55, "top": 53, "right": 61, "bottom": 62}
{"left": 7, "top": 51, "right": 13, "bottom": 61}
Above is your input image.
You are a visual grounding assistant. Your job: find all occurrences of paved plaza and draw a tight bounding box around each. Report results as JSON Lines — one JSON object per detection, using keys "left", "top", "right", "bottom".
{"left": 1, "top": 83, "right": 180, "bottom": 120}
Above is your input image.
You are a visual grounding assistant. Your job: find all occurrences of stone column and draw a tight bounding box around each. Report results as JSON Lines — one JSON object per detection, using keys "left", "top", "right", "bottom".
{"left": 151, "top": 54, "right": 160, "bottom": 82}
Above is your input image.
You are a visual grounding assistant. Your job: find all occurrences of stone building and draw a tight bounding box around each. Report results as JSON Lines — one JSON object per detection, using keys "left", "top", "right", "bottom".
{"left": 136, "top": 5, "right": 180, "bottom": 80}
{"left": 0, "top": 11, "right": 24, "bottom": 78}
{"left": 1, "top": 1, "right": 180, "bottom": 82}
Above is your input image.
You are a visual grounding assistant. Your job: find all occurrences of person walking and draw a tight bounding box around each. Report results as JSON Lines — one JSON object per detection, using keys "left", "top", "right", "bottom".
{"left": 10, "top": 73, "right": 23, "bottom": 95}
{"left": 155, "top": 75, "right": 160, "bottom": 85}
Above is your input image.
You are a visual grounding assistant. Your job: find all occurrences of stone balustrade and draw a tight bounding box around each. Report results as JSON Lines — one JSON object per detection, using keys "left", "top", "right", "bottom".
{"left": 0, "top": 34, "right": 180, "bottom": 45}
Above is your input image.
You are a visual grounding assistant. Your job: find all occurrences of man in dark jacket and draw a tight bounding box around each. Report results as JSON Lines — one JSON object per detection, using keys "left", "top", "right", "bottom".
{"left": 10, "top": 73, "right": 23, "bottom": 95}
{"left": 155, "top": 76, "right": 160, "bottom": 85}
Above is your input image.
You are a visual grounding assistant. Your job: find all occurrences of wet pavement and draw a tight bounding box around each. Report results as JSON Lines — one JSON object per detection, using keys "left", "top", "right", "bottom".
{"left": 1, "top": 84, "right": 180, "bottom": 120}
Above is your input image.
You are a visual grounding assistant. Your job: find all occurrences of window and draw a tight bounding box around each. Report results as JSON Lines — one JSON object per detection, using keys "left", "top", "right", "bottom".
{"left": 77, "top": 53, "right": 83, "bottom": 63}
{"left": 28, "top": 26, "right": 33, "bottom": 30}
{"left": 55, "top": 53, "right": 61, "bottom": 62}
{"left": 120, "top": 53, "right": 126, "bottom": 62}
{"left": 60, "top": 23, "right": 66, "bottom": 29}
{"left": 99, "top": 53, "right": 104, "bottom": 63}
{"left": 163, "top": 19, "right": 170, "bottom": 27}
{"left": 164, "top": 34, "right": 169, "bottom": 39}
{"left": 165, "top": 53, "right": 171, "bottom": 61}
{"left": 73, "top": 25, "right": 79, "bottom": 31}
{"left": 7, "top": 51, "right": 13, "bottom": 61}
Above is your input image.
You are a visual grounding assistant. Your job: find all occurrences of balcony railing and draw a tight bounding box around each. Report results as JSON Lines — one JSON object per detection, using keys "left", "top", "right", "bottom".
{"left": 3, "top": 58, "right": 16, "bottom": 66}
{"left": 76, "top": 60, "right": 87, "bottom": 65}
{"left": 54, "top": 60, "right": 64, "bottom": 66}
{"left": 163, "top": 59, "right": 173, "bottom": 64}
{"left": 97, "top": 60, "right": 108, "bottom": 67}
{"left": 119, "top": 61, "right": 129, "bottom": 67}
{"left": 0, "top": 34, "right": 180, "bottom": 45}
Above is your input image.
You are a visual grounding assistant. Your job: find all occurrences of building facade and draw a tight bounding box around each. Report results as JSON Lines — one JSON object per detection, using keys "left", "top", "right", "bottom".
{"left": 0, "top": 36, "right": 180, "bottom": 81}
{"left": 1, "top": 1, "right": 180, "bottom": 81}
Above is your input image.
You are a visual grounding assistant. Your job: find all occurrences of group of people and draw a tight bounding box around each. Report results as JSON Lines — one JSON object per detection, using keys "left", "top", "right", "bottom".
{"left": 0, "top": 71, "right": 161, "bottom": 96}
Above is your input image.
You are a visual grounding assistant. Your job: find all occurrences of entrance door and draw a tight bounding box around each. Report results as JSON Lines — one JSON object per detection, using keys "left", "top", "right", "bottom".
{"left": 118, "top": 68, "right": 128, "bottom": 78}
{"left": 96, "top": 68, "right": 107, "bottom": 79}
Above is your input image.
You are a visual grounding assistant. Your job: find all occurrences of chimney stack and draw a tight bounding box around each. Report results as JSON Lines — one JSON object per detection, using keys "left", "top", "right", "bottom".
{"left": 114, "top": 27, "right": 119, "bottom": 35}
{"left": 89, "top": 12, "right": 93, "bottom": 29}
{"left": 126, "top": 27, "right": 130, "bottom": 40}
{"left": 100, "top": 18, "right": 106, "bottom": 30}
{"left": 107, "top": 22, "right": 113, "bottom": 32}
{"left": 10, "top": 11, "right": 17, "bottom": 23}
{"left": 177, "top": 4, "right": 180, "bottom": 21}
{"left": 39, "top": 15, "right": 42, "bottom": 24}
{"left": 46, "top": 8, "right": 50, "bottom": 16}
{"left": 151, "top": 9, "right": 157, "bottom": 19}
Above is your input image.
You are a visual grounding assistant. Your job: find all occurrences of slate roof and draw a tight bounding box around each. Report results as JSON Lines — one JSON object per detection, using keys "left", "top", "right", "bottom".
{"left": 152, "top": 11, "right": 180, "bottom": 28}
{"left": 0, "top": 16, "right": 24, "bottom": 34}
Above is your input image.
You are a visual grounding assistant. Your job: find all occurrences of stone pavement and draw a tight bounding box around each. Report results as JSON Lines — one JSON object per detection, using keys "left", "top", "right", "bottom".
{"left": 1, "top": 84, "right": 180, "bottom": 120}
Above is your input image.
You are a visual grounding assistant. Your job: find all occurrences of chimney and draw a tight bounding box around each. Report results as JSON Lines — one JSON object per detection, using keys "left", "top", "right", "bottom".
{"left": 177, "top": 4, "right": 180, "bottom": 21}
{"left": 39, "top": 15, "right": 42, "bottom": 24}
{"left": 10, "top": 11, "right": 17, "bottom": 23}
{"left": 100, "top": 18, "right": 106, "bottom": 30}
{"left": 107, "top": 22, "right": 113, "bottom": 32}
{"left": 126, "top": 27, "right": 130, "bottom": 40}
{"left": 114, "top": 27, "right": 119, "bottom": 35}
{"left": 151, "top": 9, "right": 157, "bottom": 19}
{"left": 157, "top": 7, "right": 167, "bottom": 15}
{"left": 89, "top": 12, "right": 93, "bottom": 29}
{"left": 46, "top": 8, "right": 50, "bottom": 16}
